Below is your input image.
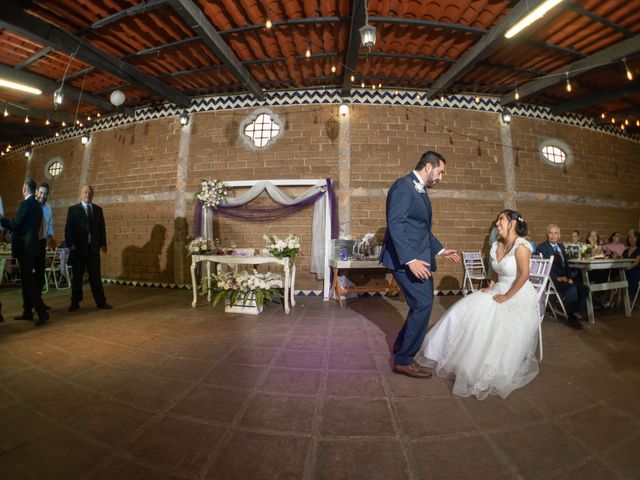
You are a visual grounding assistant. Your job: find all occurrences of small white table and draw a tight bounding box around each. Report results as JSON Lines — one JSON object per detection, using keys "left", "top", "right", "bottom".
{"left": 568, "top": 258, "right": 635, "bottom": 324}
{"left": 190, "top": 254, "right": 296, "bottom": 314}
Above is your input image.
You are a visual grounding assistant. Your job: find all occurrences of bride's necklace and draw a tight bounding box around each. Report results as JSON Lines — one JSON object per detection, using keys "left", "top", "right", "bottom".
{"left": 501, "top": 236, "right": 517, "bottom": 257}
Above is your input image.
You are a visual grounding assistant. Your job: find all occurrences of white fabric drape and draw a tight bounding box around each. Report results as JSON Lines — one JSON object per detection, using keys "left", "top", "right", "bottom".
{"left": 207, "top": 181, "right": 327, "bottom": 279}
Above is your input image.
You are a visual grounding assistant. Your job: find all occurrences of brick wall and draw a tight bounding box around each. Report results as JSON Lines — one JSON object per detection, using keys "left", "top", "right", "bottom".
{"left": 1, "top": 104, "right": 638, "bottom": 292}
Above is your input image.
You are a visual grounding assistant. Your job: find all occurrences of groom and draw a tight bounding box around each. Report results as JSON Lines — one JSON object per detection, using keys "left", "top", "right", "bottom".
{"left": 380, "top": 151, "right": 460, "bottom": 378}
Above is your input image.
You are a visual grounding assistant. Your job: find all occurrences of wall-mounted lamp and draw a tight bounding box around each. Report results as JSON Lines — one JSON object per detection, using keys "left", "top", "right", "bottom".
{"left": 179, "top": 111, "right": 189, "bottom": 126}
{"left": 81, "top": 133, "right": 90, "bottom": 145}
{"left": 501, "top": 110, "right": 512, "bottom": 125}
{"left": 339, "top": 104, "right": 349, "bottom": 117}
{"left": 24, "top": 150, "right": 32, "bottom": 158}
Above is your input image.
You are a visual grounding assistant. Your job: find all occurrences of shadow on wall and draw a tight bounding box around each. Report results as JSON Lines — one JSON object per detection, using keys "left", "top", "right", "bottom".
{"left": 164, "top": 217, "right": 190, "bottom": 285}
{"left": 436, "top": 275, "right": 462, "bottom": 291}
{"left": 120, "top": 224, "right": 167, "bottom": 283}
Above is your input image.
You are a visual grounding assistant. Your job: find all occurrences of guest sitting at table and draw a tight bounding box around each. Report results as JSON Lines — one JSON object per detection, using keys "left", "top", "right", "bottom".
{"left": 585, "top": 230, "right": 604, "bottom": 254}
{"left": 623, "top": 230, "right": 640, "bottom": 300}
{"left": 570, "top": 230, "right": 581, "bottom": 243}
{"left": 535, "top": 224, "right": 586, "bottom": 330}
{"left": 604, "top": 231, "right": 625, "bottom": 258}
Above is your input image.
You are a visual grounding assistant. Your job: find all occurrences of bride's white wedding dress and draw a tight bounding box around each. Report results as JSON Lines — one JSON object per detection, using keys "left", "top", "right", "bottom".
{"left": 416, "top": 237, "right": 539, "bottom": 400}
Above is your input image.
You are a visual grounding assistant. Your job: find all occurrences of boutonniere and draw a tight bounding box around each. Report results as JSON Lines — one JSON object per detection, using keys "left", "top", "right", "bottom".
{"left": 413, "top": 180, "right": 425, "bottom": 193}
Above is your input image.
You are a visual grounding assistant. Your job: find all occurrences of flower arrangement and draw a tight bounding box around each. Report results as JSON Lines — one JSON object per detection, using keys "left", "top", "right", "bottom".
{"left": 210, "top": 269, "right": 282, "bottom": 309}
{"left": 187, "top": 237, "right": 213, "bottom": 254}
{"left": 263, "top": 233, "right": 300, "bottom": 263}
{"left": 195, "top": 179, "right": 228, "bottom": 209}
{"left": 579, "top": 243, "right": 594, "bottom": 259}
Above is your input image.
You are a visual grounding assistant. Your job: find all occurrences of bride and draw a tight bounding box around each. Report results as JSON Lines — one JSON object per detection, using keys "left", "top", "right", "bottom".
{"left": 416, "top": 209, "right": 539, "bottom": 400}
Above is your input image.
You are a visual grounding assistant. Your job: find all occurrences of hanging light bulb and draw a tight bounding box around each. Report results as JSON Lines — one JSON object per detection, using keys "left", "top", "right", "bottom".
{"left": 440, "top": 94, "right": 445, "bottom": 102}
{"left": 3, "top": 105, "right": 8, "bottom": 117}
{"left": 76, "top": 119, "right": 80, "bottom": 125}
{"left": 24, "top": 114, "right": 29, "bottom": 123}
{"left": 87, "top": 115, "right": 91, "bottom": 121}
{"left": 371, "top": 84, "right": 376, "bottom": 90}
{"left": 30, "top": 140, "right": 35, "bottom": 146}
{"left": 96, "top": 112, "right": 101, "bottom": 118}
{"left": 565, "top": 73, "right": 572, "bottom": 93}
{"left": 61, "top": 121, "right": 66, "bottom": 127}
{"left": 636, "top": 120, "right": 640, "bottom": 127}
{"left": 394, "top": 90, "right": 399, "bottom": 95}
{"left": 600, "top": 112, "right": 606, "bottom": 119}
{"left": 514, "top": 87, "right": 520, "bottom": 101}
{"left": 265, "top": 18, "right": 272, "bottom": 29}
{"left": 621, "top": 124, "right": 625, "bottom": 131}
{"left": 350, "top": 75, "right": 355, "bottom": 82}
{"left": 79, "top": 122, "right": 84, "bottom": 127}
{"left": 416, "top": 92, "right": 420, "bottom": 99}
{"left": 474, "top": 94, "right": 480, "bottom": 103}
{"left": 625, "top": 118, "right": 629, "bottom": 126}
{"left": 45, "top": 118, "right": 50, "bottom": 125}
{"left": 331, "top": 65, "right": 336, "bottom": 73}
{"left": 611, "top": 117, "right": 616, "bottom": 124}
{"left": 378, "top": 82, "right": 382, "bottom": 89}
{"left": 623, "top": 58, "right": 633, "bottom": 81}
{"left": 305, "top": 47, "right": 311, "bottom": 58}
{"left": 361, "top": 81, "right": 365, "bottom": 88}
{"left": 55, "top": 131, "right": 59, "bottom": 137}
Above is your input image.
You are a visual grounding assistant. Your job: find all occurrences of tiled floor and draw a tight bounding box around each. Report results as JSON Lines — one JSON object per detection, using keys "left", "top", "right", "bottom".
{"left": 1, "top": 285, "right": 639, "bottom": 479}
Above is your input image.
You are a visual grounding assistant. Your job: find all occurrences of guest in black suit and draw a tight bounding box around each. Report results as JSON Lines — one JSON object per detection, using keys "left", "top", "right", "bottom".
{"left": 535, "top": 224, "right": 585, "bottom": 330}
{"left": 0, "top": 179, "right": 49, "bottom": 325}
{"left": 64, "top": 185, "right": 112, "bottom": 311}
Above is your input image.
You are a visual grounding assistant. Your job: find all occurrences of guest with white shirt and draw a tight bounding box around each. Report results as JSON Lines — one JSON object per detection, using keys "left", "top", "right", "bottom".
{"left": 535, "top": 224, "right": 585, "bottom": 330}
{"left": 34, "top": 183, "right": 53, "bottom": 308}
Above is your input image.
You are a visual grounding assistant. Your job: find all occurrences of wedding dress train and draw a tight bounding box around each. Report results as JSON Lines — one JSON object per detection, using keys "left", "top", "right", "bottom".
{"left": 416, "top": 237, "right": 539, "bottom": 400}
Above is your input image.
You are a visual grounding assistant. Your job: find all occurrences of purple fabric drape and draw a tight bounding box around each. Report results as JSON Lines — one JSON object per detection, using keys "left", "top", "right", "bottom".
{"left": 191, "top": 179, "right": 339, "bottom": 238}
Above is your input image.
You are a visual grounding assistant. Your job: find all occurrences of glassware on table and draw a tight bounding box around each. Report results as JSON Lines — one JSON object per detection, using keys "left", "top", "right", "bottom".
{"left": 229, "top": 240, "right": 237, "bottom": 251}
{"left": 213, "top": 238, "right": 221, "bottom": 253}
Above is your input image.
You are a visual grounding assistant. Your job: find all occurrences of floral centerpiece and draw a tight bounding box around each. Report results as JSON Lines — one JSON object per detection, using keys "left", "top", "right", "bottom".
{"left": 187, "top": 236, "right": 213, "bottom": 254}
{"left": 210, "top": 269, "right": 282, "bottom": 313}
{"left": 579, "top": 243, "right": 594, "bottom": 259}
{"left": 195, "top": 179, "right": 228, "bottom": 209}
{"left": 263, "top": 234, "right": 300, "bottom": 263}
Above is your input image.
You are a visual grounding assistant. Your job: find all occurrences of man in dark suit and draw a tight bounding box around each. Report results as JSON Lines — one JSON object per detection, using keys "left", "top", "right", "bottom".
{"left": 0, "top": 179, "right": 49, "bottom": 325}
{"left": 535, "top": 224, "right": 585, "bottom": 330}
{"left": 65, "top": 185, "right": 112, "bottom": 311}
{"left": 380, "top": 151, "right": 460, "bottom": 378}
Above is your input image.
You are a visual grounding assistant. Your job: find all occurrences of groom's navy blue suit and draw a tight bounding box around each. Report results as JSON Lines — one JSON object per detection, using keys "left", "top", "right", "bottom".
{"left": 380, "top": 173, "right": 443, "bottom": 366}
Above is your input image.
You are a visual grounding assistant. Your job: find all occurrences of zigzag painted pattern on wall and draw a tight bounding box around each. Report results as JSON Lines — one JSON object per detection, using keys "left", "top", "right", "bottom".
{"left": 19, "top": 89, "right": 639, "bottom": 152}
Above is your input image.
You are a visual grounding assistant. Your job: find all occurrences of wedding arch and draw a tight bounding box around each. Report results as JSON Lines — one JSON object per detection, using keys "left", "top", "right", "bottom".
{"left": 194, "top": 179, "right": 338, "bottom": 299}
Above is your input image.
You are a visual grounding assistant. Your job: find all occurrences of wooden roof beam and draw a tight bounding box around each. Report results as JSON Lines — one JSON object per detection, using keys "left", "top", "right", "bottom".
{"left": 168, "top": 0, "right": 264, "bottom": 101}
{"left": 551, "top": 84, "right": 640, "bottom": 115}
{"left": 501, "top": 34, "right": 640, "bottom": 105}
{"left": 427, "top": 0, "right": 551, "bottom": 99}
{"left": 0, "top": 2, "right": 191, "bottom": 108}
{"left": 341, "top": 0, "right": 367, "bottom": 98}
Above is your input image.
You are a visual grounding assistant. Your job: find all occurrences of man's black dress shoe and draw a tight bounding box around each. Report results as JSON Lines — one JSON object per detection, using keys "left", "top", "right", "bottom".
{"left": 565, "top": 316, "right": 583, "bottom": 330}
{"left": 14, "top": 313, "right": 34, "bottom": 321}
{"left": 68, "top": 303, "right": 80, "bottom": 312}
{"left": 35, "top": 312, "right": 49, "bottom": 326}
{"left": 44, "top": 304, "right": 52, "bottom": 311}
{"left": 96, "top": 303, "right": 113, "bottom": 310}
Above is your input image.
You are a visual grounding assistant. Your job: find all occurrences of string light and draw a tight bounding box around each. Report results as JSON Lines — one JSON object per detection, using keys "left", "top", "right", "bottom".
{"left": 61, "top": 121, "right": 66, "bottom": 127}
{"left": 45, "top": 118, "right": 50, "bottom": 125}
{"left": 265, "top": 18, "right": 272, "bottom": 29}
{"left": 624, "top": 119, "right": 629, "bottom": 126}
{"left": 636, "top": 120, "right": 640, "bottom": 127}
{"left": 331, "top": 65, "right": 336, "bottom": 73}
{"left": 565, "top": 73, "right": 572, "bottom": 93}
{"left": 30, "top": 140, "right": 35, "bottom": 146}
{"left": 621, "top": 124, "right": 625, "bottom": 131}
{"left": 611, "top": 117, "right": 616, "bottom": 124}
{"left": 474, "top": 94, "right": 480, "bottom": 103}
{"left": 87, "top": 115, "right": 91, "bottom": 121}
{"left": 305, "top": 48, "right": 311, "bottom": 58}
{"left": 3, "top": 105, "right": 8, "bottom": 117}
{"left": 55, "top": 131, "right": 59, "bottom": 137}
{"left": 350, "top": 75, "right": 355, "bottom": 82}
{"left": 361, "top": 81, "right": 365, "bottom": 88}
{"left": 600, "top": 112, "right": 605, "bottom": 119}
{"left": 514, "top": 86, "right": 520, "bottom": 101}
{"left": 439, "top": 94, "right": 445, "bottom": 102}
{"left": 623, "top": 58, "right": 633, "bottom": 81}
{"left": 24, "top": 114, "right": 29, "bottom": 123}
{"left": 96, "top": 112, "right": 100, "bottom": 118}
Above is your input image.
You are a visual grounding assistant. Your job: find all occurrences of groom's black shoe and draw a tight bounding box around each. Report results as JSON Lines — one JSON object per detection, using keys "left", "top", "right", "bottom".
{"left": 393, "top": 363, "right": 433, "bottom": 379}
{"left": 565, "top": 315, "right": 583, "bottom": 330}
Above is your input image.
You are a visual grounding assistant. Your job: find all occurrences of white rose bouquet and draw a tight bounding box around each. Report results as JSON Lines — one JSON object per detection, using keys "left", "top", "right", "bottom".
{"left": 187, "top": 237, "right": 212, "bottom": 254}
{"left": 195, "top": 179, "right": 228, "bottom": 209}
{"left": 209, "top": 269, "right": 282, "bottom": 308}
{"left": 262, "top": 233, "right": 300, "bottom": 263}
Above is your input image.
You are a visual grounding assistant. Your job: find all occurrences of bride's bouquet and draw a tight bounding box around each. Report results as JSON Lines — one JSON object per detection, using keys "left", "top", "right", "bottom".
{"left": 187, "top": 237, "right": 212, "bottom": 254}
{"left": 195, "top": 179, "right": 228, "bottom": 209}
{"left": 262, "top": 233, "right": 300, "bottom": 263}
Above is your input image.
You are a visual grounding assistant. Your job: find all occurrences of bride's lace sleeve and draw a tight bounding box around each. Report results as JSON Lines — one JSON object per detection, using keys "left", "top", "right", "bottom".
{"left": 514, "top": 237, "right": 533, "bottom": 253}
{"left": 490, "top": 241, "right": 499, "bottom": 261}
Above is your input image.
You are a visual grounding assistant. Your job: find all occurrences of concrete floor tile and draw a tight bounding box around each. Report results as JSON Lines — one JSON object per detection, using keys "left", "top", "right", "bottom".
{"left": 523, "top": 380, "right": 598, "bottom": 417}
{"left": 149, "top": 356, "right": 211, "bottom": 381}
{"left": 314, "top": 439, "right": 409, "bottom": 480}
{"left": 202, "top": 364, "right": 266, "bottom": 389}
{"left": 0, "top": 403, "right": 54, "bottom": 451}
{"left": 274, "top": 349, "right": 324, "bottom": 369}
{"left": 111, "top": 375, "right": 190, "bottom": 411}
{"left": 392, "top": 397, "right": 478, "bottom": 437}
{"left": 3, "top": 368, "right": 63, "bottom": 400}
{"left": 89, "top": 457, "right": 186, "bottom": 480}
{"left": 206, "top": 430, "right": 310, "bottom": 480}
{"left": 603, "top": 435, "right": 640, "bottom": 479}
{"left": 71, "top": 364, "right": 137, "bottom": 394}
{"left": 238, "top": 393, "right": 316, "bottom": 433}
{"left": 170, "top": 385, "right": 250, "bottom": 424}
{"left": 489, "top": 422, "right": 590, "bottom": 479}
{"left": 127, "top": 416, "right": 225, "bottom": 475}
{"left": 320, "top": 398, "right": 395, "bottom": 436}
{"left": 328, "top": 352, "right": 377, "bottom": 371}
{"left": 325, "top": 371, "right": 385, "bottom": 397}
{"left": 460, "top": 392, "right": 544, "bottom": 431}
{"left": 260, "top": 368, "right": 322, "bottom": 395}
{"left": 546, "top": 460, "right": 620, "bottom": 480}
{"left": 285, "top": 336, "right": 328, "bottom": 351}
{"left": 408, "top": 435, "right": 513, "bottom": 479}
{"left": 224, "top": 346, "right": 277, "bottom": 366}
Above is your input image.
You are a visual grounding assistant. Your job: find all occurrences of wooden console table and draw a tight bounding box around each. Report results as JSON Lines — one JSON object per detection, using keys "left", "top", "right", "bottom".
{"left": 190, "top": 254, "right": 295, "bottom": 314}
{"left": 329, "top": 258, "right": 399, "bottom": 307}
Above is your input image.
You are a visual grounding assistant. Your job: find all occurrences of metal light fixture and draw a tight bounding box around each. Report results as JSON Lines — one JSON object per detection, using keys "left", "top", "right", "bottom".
{"left": 45, "top": 118, "right": 50, "bottom": 125}
{"left": 565, "top": 73, "right": 572, "bottom": 93}
{"left": 24, "top": 114, "right": 29, "bottom": 124}
{"left": 3, "top": 104, "right": 8, "bottom": 117}
{"left": 504, "top": 0, "right": 563, "bottom": 39}
{"left": 331, "top": 65, "right": 336, "bottom": 73}
{"left": 339, "top": 104, "right": 349, "bottom": 117}
{"left": 179, "top": 111, "right": 189, "bottom": 126}
{"left": 81, "top": 133, "right": 90, "bottom": 144}
{"left": 501, "top": 110, "right": 511, "bottom": 125}
{"left": 623, "top": 58, "right": 633, "bottom": 81}
{"left": 0, "top": 78, "right": 42, "bottom": 95}
{"left": 53, "top": 87, "right": 64, "bottom": 106}
{"left": 265, "top": 18, "right": 272, "bottom": 29}
{"left": 359, "top": 0, "right": 376, "bottom": 49}
{"left": 24, "top": 150, "right": 32, "bottom": 158}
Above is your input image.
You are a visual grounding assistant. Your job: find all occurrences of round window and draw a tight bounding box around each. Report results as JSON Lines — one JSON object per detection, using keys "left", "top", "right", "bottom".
{"left": 45, "top": 157, "right": 64, "bottom": 179}
{"left": 539, "top": 139, "right": 573, "bottom": 168}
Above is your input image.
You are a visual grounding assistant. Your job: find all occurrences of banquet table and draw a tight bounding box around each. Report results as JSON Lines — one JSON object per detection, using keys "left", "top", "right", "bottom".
{"left": 190, "top": 254, "right": 295, "bottom": 313}
{"left": 329, "top": 258, "right": 400, "bottom": 307}
{"left": 568, "top": 258, "right": 635, "bottom": 324}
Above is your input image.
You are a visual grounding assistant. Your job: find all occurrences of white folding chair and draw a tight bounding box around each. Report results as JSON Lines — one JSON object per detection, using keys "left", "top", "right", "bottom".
{"left": 45, "top": 247, "right": 71, "bottom": 290}
{"left": 546, "top": 279, "right": 568, "bottom": 319}
{"left": 529, "top": 256, "right": 554, "bottom": 361}
{"left": 631, "top": 287, "right": 639, "bottom": 311}
{"left": 462, "top": 251, "right": 490, "bottom": 294}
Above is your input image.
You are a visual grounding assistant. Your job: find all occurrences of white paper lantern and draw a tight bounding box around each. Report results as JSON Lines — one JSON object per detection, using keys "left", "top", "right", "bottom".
{"left": 110, "top": 90, "right": 125, "bottom": 106}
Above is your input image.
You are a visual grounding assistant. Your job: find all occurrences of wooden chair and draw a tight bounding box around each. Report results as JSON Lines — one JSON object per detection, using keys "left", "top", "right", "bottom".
{"left": 529, "top": 256, "right": 554, "bottom": 361}
{"left": 462, "top": 251, "right": 490, "bottom": 294}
